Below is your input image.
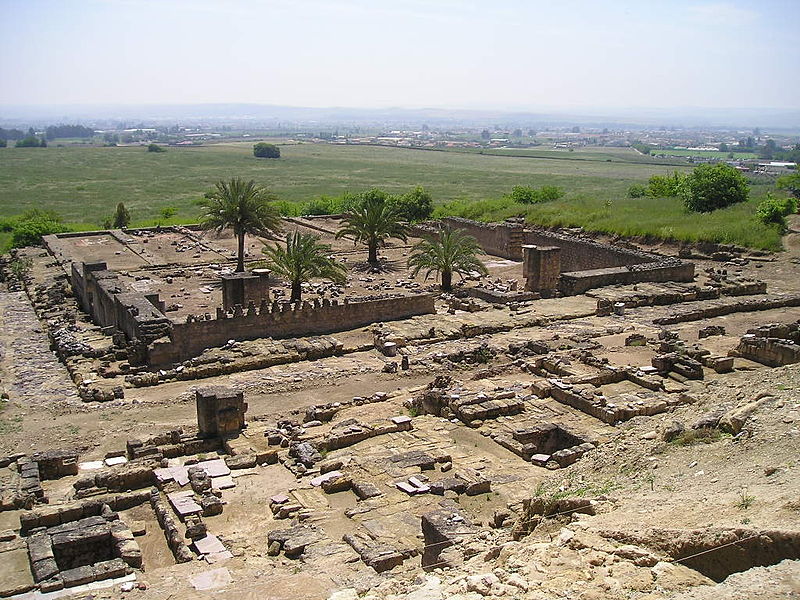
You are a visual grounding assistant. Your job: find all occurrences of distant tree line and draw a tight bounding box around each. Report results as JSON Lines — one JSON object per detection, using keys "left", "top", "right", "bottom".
{"left": 45, "top": 124, "right": 95, "bottom": 140}
{"left": 0, "top": 127, "right": 25, "bottom": 141}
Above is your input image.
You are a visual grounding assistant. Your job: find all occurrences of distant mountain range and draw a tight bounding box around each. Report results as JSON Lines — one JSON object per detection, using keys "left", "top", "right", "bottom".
{"left": 1, "top": 103, "right": 798, "bottom": 131}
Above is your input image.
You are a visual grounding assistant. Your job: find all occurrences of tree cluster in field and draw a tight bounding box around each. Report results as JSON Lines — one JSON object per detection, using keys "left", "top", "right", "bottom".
{"left": 14, "top": 136, "right": 47, "bottom": 148}
{"left": 0, "top": 209, "right": 70, "bottom": 251}
{"left": 505, "top": 185, "right": 565, "bottom": 204}
{"left": 756, "top": 194, "right": 798, "bottom": 232}
{"left": 45, "top": 124, "right": 95, "bottom": 140}
{"left": 253, "top": 142, "right": 281, "bottom": 158}
{"left": 0, "top": 127, "right": 26, "bottom": 141}
{"left": 274, "top": 186, "right": 434, "bottom": 223}
{"left": 629, "top": 164, "right": 750, "bottom": 213}
{"left": 147, "top": 143, "right": 166, "bottom": 153}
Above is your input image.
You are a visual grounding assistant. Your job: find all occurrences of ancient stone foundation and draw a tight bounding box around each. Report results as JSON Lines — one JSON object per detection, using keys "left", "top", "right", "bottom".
{"left": 196, "top": 387, "right": 248, "bottom": 438}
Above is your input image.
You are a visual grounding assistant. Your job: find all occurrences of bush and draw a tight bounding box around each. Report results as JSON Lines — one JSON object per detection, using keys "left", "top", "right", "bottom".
{"left": 647, "top": 171, "right": 687, "bottom": 198}
{"left": 507, "top": 185, "right": 565, "bottom": 204}
{"left": 160, "top": 206, "right": 177, "bottom": 219}
{"left": 147, "top": 143, "right": 166, "bottom": 153}
{"left": 10, "top": 209, "right": 70, "bottom": 248}
{"left": 682, "top": 163, "right": 749, "bottom": 212}
{"left": 756, "top": 194, "right": 797, "bottom": 230}
{"left": 538, "top": 185, "right": 565, "bottom": 201}
{"left": 303, "top": 196, "right": 340, "bottom": 215}
{"left": 628, "top": 184, "right": 648, "bottom": 198}
{"left": 0, "top": 139, "right": 6, "bottom": 148}
{"left": 389, "top": 186, "right": 433, "bottom": 221}
{"left": 777, "top": 170, "right": 800, "bottom": 199}
{"left": 15, "top": 136, "right": 44, "bottom": 148}
{"left": 273, "top": 200, "right": 303, "bottom": 217}
{"left": 253, "top": 142, "right": 280, "bottom": 158}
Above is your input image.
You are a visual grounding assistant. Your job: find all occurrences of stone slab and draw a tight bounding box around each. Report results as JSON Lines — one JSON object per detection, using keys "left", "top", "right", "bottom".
{"left": 211, "top": 475, "right": 235, "bottom": 491}
{"left": 205, "top": 550, "right": 233, "bottom": 564}
{"left": 193, "top": 534, "right": 227, "bottom": 555}
{"left": 167, "top": 491, "right": 202, "bottom": 517}
{"left": 0, "top": 548, "right": 34, "bottom": 596}
{"left": 190, "top": 567, "right": 232, "bottom": 591}
{"left": 197, "top": 459, "right": 230, "bottom": 478}
{"left": 79, "top": 461, "right": 104, "bottom": 471}
{"left": 104, "top": 456, "right": 128, "bottom": 467}
{"left": 310, "top": 470, "right": 342, "bottom": 487}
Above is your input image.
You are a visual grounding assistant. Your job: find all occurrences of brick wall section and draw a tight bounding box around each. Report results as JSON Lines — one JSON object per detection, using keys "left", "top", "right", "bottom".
{"left": 522, "top": 228, "right": 659, "bottom": 272}
{"left": 441, "top": 217, "right": 524, "bottom": 260}
{"left": 559, "top": 261, "right": 696, "bottom": 295}
{"left": 70, "top": 262, "right": 172, "bottom": 344}
{"left": 149, "top": 293, "right": 436, "bottom": 364}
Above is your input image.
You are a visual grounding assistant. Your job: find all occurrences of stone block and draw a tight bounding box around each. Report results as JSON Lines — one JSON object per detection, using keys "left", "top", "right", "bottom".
{"left": 196, "top": 387, "right": 247, "bottom": 438}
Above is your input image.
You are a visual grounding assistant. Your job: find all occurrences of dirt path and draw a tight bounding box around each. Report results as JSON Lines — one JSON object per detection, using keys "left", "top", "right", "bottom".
{"left": 0, "top": 290, "right": 78, "bottom": 405}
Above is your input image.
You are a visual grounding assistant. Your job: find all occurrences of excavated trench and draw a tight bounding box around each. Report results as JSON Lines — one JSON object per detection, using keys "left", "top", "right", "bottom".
{"left": 603, "top": 527, "right": 800, "bottom": 582}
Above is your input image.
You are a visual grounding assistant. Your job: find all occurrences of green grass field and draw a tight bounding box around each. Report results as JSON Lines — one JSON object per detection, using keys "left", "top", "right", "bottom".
{"left": 0, "top": 142, "right": 785, "bottom": 250}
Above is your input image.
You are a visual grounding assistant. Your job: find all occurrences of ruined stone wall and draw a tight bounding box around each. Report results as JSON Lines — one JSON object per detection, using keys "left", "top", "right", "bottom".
{"left": 559, "top": 261, "right": 696, "bottom": 295}
{"left": 149, "top": 294, "right": 436, "bottom": 365}
{"left": 441, "top": 217, "right": 524, "bottom": 260}
{"left": 70, "top": 262, "right": 172, "bottom": 345}
{"left": 522, "top": 228, "right": 659, "bottom": 272}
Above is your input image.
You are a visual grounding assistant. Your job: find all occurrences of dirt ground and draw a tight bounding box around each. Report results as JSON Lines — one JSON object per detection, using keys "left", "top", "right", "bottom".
{"left": 1, "top": 218, "right": 800, "bottom": 599}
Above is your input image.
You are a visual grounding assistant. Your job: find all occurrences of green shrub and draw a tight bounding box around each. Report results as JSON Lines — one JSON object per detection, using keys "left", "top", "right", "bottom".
{"left": 647, "top": 171, "right": 687, "bottom": 197}
{"left": 389, "top": 186, "right": 434, "bottom": 221}
{"left": 682, "top": 163, "right": 749, "bottom": 212}
{"left": 253, "top": 142, "right": 280, "bottom": 158}
{"left": 756, "top": 194, "right": 797, "bottom": 230}
{"left": 506, "top": 185, "right": 565, "bottom": 204}
{"left": 147, "top": 143, "right": 166, "bottom": 153}
{"left": 628, "top": 184, "right": 648, "bottom": 198}
{"left": 273, "top": 200, "right": 303, "bottom": 217}
{"left": 10, "top": 209, "right": 70, "bottom": 248}
{"left": 302, "top": 196, "right": 340, "bottom": 215}
{"left": 15, "top": 136, "right": 45, "bottom": 148}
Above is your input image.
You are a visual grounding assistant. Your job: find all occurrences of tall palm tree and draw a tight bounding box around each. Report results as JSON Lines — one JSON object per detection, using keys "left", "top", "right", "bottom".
{"left": 261, "top": 231, "right": 347, "bottom": 302}
{"left": 407, "top": 227, "right": 488, "bottom": 292}
{"left": 199, "top": 178, "right": 283, "bottom": 272}
{"left": 335, "top": 190, "right": 409, "bottom": 267}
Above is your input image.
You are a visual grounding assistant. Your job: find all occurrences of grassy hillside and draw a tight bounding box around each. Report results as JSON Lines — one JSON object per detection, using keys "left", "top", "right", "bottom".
{"left": 0, "top": 142, "right": 784, "bottom": 250}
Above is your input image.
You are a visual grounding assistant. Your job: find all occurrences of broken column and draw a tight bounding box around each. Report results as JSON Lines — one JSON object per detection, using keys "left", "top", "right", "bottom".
{"left": 196, "top": 387, "right": 248, "bottom": 438}
{"left": 522, "top": 245, "right": 561, "bottom": 297}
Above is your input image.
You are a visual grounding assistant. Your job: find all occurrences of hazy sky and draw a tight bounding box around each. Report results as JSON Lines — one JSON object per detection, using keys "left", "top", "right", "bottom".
{"left": 1, "top": 0, "right": 798, "bottom": 110}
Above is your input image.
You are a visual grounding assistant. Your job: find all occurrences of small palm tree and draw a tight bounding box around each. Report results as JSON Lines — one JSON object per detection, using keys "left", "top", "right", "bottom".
{"left": 261, "top": 231, "right": 347, "bottom": 302}
{"left": 335, "top": 189, "right": 409, "bottom": 267}
{"left": 408, "top": 227, "right": 488, "bottom": 292}
{"left": 199, "top": 178, "right": 282, "bottom": 272}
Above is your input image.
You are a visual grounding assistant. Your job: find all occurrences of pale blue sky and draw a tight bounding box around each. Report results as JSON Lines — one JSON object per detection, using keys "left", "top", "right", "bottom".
{"left": 1, "top": 0, "right": 797, "bottom": 110}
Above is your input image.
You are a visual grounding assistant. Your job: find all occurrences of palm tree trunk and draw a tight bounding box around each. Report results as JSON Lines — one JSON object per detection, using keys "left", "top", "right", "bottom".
{"left": 290, "top": 279, "right": 302, "bottom": 303}
{"left": 441, "top": 270, "right": 452, "bottom": 292}
{"left": 236, "top": 232, "right": 246, "bottom": 272}
{"left": 368, "top": 241, "right": 378, "bottom": 266}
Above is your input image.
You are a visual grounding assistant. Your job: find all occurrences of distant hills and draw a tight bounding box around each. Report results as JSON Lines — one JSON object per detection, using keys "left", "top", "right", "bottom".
{"left": 1, "top": 103, "right": 798, "bottom": 131}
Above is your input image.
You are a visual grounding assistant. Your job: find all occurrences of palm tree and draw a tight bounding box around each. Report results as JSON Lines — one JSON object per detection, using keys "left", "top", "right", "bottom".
{"left": 335, "top": 189, "right": 409, "bottom": 267}
{"left": 261, "top": 231, "right": 347, "bottom": 303}
{"left": 407, "top": 227, "right": 488, "bottom": 292}
{"left": 199, "top": 178, "right": 283, "bottom": 272}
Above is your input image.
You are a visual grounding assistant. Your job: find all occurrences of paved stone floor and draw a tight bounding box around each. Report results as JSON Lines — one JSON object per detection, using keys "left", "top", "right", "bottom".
{"left": 0, "top": 291, "right": 78, "bottom": 404}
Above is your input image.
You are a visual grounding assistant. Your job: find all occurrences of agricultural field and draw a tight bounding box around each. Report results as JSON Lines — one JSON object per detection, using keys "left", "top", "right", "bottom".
{"left": 654, "top": 148, "right": 758, "bottom": 159}
{"left": 0, "top": 142, "right": 784, "bottom": 250}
